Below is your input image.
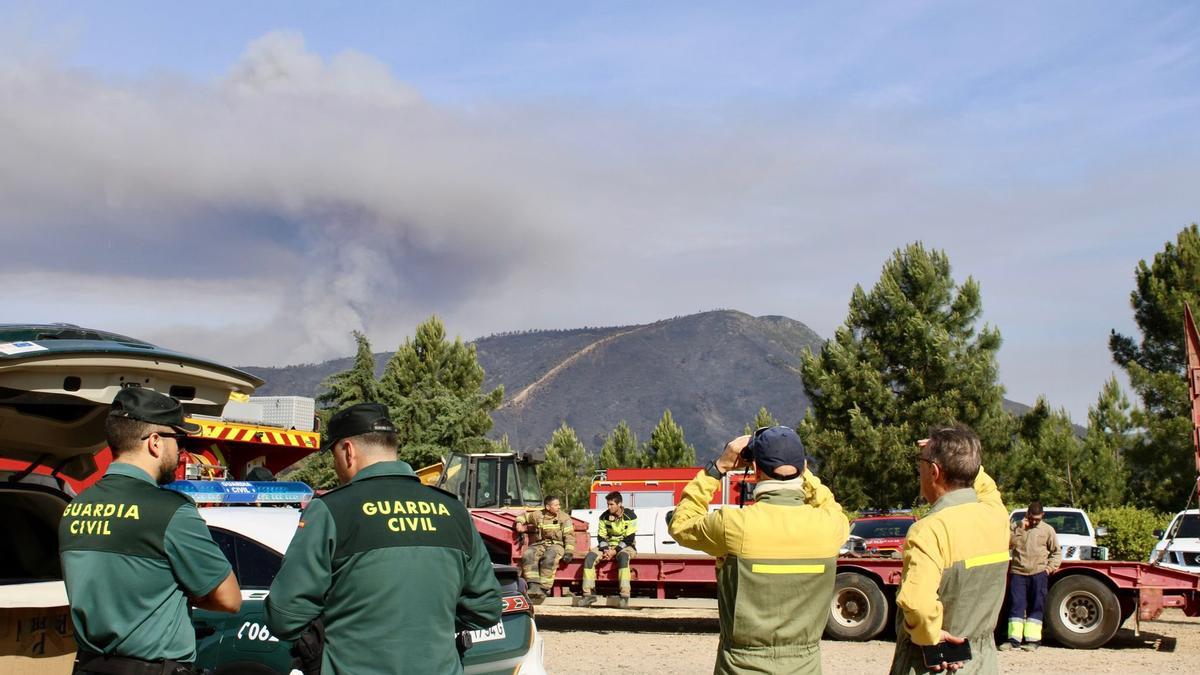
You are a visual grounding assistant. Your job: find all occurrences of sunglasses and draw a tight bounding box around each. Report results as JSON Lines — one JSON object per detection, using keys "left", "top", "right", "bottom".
{"left": 140, "top": 431, "right": 191, "bottom": 441}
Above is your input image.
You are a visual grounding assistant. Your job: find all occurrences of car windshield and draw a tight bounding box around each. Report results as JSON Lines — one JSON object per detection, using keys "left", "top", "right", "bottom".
{"left": 1174, "top": 514, "right": 1200, "bottom": 538}
{"left": 850, "top": 518, "right": 913, "bottom": 539}
{"left": 1010, "top": 510, "right": 1090, "bottom": 536}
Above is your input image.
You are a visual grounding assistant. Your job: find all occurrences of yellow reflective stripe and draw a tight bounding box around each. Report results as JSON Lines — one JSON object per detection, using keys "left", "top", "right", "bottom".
{"left": 964, "top": 551, "right": 1010, "bottom": 568}
{"left": 750, "top": 564, "right": 825, "bottom": 574}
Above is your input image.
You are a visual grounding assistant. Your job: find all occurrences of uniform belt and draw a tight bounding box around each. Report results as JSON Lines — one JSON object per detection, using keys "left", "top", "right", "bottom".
{"left": 73, "top": 651, "right": 196, "bottom": 675}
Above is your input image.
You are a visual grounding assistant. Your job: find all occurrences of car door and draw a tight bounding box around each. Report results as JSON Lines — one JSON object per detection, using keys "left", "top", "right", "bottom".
{"left": 193, "top": 527, "right": 294, "bottom": 674}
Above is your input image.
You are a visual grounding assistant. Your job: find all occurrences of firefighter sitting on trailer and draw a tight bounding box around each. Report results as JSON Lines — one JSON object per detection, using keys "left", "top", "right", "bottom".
{"left": 580, "top": 491, "right": 638, "bottom": 607}
{"left": 514, "top": 495, "right": 575, "bottom": 602}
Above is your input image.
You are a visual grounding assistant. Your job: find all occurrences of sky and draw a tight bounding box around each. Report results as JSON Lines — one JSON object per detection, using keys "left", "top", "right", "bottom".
{"left": 1, "top": 2, "right": 1197, "bottom": 422}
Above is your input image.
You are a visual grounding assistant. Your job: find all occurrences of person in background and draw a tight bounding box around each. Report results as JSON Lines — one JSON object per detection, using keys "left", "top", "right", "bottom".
{"left": 515, "top": 494, "right": 576, "bottom": 602}
{"left": 580, "top": 491, "right": 638, "bottom": 606}
{"left": 1002, "top": 501, "right": 1061, "bottom": 652}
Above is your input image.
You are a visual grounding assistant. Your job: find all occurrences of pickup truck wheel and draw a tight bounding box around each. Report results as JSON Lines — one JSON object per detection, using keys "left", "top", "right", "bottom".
{"left": 825, "top": 572, "right": 889, "bottom": 641}
{"left": 1046, "top": 574, "right": 1121, "bottom": 649}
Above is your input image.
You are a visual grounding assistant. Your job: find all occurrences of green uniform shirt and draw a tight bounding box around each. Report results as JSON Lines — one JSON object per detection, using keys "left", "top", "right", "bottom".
{"left": 58, "top": 463, "right": 232, "bottom": 662}
{"left": 264, "top": 460, "right": 502, "bottom": 675}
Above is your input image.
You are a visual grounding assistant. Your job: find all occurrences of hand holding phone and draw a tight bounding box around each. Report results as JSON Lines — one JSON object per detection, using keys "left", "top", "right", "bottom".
{"left": 921, "top": 635, "right": 971, "bottom": 672}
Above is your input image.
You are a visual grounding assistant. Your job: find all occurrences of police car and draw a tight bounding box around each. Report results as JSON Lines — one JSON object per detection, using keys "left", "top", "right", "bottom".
{"left": 177, "top": 479, "right": 547, "bottom": 675}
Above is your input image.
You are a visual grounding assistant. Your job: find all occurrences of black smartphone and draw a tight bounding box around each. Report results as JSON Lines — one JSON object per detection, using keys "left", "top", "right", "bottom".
{"left": 921, "top": 639, "right": 972, "bottom": 669}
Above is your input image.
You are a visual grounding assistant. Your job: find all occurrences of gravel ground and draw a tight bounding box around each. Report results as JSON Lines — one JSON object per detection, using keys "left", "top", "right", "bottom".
{"left": 538, "top": 607, "right": 1199, "bottom": 674}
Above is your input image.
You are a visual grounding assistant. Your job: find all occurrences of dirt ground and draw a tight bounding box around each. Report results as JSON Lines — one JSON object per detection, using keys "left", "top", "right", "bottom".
{"left": 538, "top": 607, "right": 1200, "bottom": 674}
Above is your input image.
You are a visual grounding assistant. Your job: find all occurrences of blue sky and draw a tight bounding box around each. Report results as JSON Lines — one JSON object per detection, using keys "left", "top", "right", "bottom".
{"left": 1, "top": 2, "right": 1198, "bottom": 422}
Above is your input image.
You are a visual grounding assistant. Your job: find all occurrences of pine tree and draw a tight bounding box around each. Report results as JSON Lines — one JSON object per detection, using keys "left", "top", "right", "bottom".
{"left": 598, "top": 421, "right": 646, "bottom": 469}
{"left": 378, "top": 316, "right": 504, "bottom": 469}
{"left": 644, "top": 410, "right": 697, "bottom": 467}
{"left": 1077, "top": 377, "right": 1133, "bottom": 509}
{"left": 798, "top": 243, "right": 1011, "bottom": 510}
{"left": 1108, "top": 224, "right": 1200, "bottom": 511}
{"left": 743, "top": 407, "right": 780, "bottom": 435}
{"left": 289, "top": 331, "right": 379, "bottom": 490}
{"left": 998, "top": 399, "right": 1084, "bottom": 507}
{"left": 537, "top": 423, "right": 594, "bottom": 510}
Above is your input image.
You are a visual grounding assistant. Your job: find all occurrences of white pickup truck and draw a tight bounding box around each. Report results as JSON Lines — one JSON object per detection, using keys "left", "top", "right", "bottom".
{"left": 1149, "top": 509, "right": 1200, "bottom": 572}
{"left": 1009, "top": 507, "right": 1108, "bottom": 561}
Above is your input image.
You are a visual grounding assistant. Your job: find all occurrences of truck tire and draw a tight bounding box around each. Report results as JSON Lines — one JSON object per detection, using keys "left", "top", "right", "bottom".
{"left": 825, "top": 572, "right": 889, "bottom": 641}
{"left": 1045, "top": 574, "right": 1121, "bottom": 649}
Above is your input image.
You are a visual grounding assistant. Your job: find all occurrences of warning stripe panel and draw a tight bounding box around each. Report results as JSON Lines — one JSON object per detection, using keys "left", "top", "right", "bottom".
{"left": 186, "top": 418, "right": 321, "bottom": 449}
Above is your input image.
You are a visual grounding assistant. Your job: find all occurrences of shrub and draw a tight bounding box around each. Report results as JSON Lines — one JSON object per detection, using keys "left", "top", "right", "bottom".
{"left": 1089, "top": 506, "right": 1172, "bottom": 562}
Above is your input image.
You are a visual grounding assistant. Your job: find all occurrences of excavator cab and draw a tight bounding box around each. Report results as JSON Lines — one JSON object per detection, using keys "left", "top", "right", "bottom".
{"left": 420, "top": 449, "right": 545, "bottom": 509}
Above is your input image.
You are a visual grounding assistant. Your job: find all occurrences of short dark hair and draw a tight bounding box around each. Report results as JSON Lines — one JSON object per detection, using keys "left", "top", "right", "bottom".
{"left": 925, "top": 423, "right": 981, "bottom": 489}
{"left": 344, "top": 431, "right": 399, "bottom": 452}
{"left": 105, "top": 416, "right": 155, "bottom": 456}
{"left": 605, "top": 491, "right": 623, "bottom": 504}
{"left": 544, "top": 495, "right": 561, "bottom": 507}
{"left": 1028, "top": 501, "right": 1044, "bottom": 516}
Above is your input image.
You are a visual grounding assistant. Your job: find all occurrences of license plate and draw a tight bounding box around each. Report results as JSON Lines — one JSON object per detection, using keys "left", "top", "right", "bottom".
{"left": 468, "top": 622, "right": 506, "bottom": 644}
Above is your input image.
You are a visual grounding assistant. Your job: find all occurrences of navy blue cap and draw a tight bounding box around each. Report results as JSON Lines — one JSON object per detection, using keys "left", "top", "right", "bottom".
{"left": 747, "top": 426, "right": 806, "bottom": 479}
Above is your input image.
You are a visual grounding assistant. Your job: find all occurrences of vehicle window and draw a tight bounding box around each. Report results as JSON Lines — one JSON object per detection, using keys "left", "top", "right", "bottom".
{"left": 516, "top": 463, "right": 543, "bottom": 506}
{"left": 475, "top": 458, "right": 499, "bottom": 508}
{"left": 1043, "top": 511, "right": 1090, "bottom": 536}
{"left": 1175, "top": 514, "right": 1200, "bottom": 538}
{"left": 441, "top": 455, "right": 468, "bottom": 500}
{"left": 630, "top": 491, "right": 674, "bottom": 508}
{"left": 850, "top": 518, "right": 914, "bottom": 539}
{"left": 208, "top": 527, "right": 283, "bottom": 589}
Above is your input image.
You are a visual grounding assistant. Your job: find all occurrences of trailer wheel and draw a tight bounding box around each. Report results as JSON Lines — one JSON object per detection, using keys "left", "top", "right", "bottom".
{"left": 825, "top": 572, "right": 889, "bottom": 641}
{"left": 1046, "top": 575, "right": 1121, "bottom": 649}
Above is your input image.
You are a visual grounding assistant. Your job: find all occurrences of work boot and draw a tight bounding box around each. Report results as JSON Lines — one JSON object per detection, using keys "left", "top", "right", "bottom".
{"left": 526, "top": 582, "right": 545, "bottom": 604}
{"left": 999, "top": 640, "right": 1019, "bottom": 652}
{"left": 572, "top": 594, "right": 599, "bottom": 608}
{"left": 1021, "top": 641, "right": 1040, "bottom": 652}
{"left": 618, "top": 596, "right": 629, "bottom": 609}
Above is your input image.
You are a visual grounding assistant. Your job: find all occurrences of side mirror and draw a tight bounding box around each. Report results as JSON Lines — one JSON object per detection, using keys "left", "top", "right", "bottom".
{"left": 1095, "top": 526, "right": 1108, "bottom": 537}
{"left": 1152, "top": 529, "right": 1164, "bottom": 539}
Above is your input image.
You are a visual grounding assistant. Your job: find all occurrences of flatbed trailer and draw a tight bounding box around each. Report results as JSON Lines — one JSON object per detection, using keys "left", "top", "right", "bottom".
{"left": 472, "top": 507, "right": 1200, "bottom": 649}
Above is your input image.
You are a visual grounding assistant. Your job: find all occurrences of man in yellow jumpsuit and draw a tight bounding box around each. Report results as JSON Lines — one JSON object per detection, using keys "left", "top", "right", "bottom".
{"left": 514, "top": 495, "right": 575, "bottom": 602}
{"left": 670, "top": 426, "right": 849, "bottom": 674}
{"left": 580, "top": 491, "right": 638, "bottom": 607}
{"left": 890, "top": 425, "right": 1009, "bottom": 675}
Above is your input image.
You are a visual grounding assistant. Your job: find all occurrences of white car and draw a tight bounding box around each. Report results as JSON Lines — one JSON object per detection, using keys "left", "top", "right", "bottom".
{"left": 1009, "top": 507, "right": 1107, "bottom": 561}
{"left": 1149, "top": 509, "right": 1200, "bottom": 573}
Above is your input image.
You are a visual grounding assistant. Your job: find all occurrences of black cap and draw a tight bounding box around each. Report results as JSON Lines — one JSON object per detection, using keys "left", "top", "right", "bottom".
{"left": 322, "top": 403, "right": 397, "bottom": 451}
{"left": 109, "top": 387, "right": 201, "bottom": 434}
{"left": 747, "top": 426, "right": 806, "bottom": 479}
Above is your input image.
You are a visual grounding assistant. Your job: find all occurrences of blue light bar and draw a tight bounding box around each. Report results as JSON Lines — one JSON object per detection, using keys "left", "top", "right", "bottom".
{"left": 166, "top": 480, "right": 313, "bottom": 505}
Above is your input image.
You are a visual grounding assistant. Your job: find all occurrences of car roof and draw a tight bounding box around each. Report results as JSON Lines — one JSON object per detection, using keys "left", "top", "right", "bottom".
{"left": 1009, "top": 507, "right": 1086, "bottom": 514}
{"left": 853, "top": 514, "right": 915, "bottom": 520}
{"left": 198, "top": 506, "right": 301, "bottom": 555}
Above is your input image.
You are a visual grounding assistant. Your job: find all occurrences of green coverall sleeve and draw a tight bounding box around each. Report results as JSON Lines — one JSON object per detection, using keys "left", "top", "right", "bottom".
{"left": 668, "top": 470, "right": 728, "bottom": 558}
{"left": 265, "top": 499, "right": 336, "bottom": 641}
{"left": 163, "top": 504, "right": 234, "bottom": 598}
{"left": 456, "top": 526, "right": 503, "bottom": 632}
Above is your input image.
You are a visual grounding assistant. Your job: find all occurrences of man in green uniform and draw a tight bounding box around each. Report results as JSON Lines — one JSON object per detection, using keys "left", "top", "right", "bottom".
{"left": 890, "top": 425, "right": 1009, "bottom": 675}
{"left": 580, "top": 491, "right": 638, "bottom": 606}
{"left": 670, "top": 426, "right": 849, "bottom": 675}
{"left": 264, "top": 403, "right": 502, "bottom": 675}
{"left": 514, "top": 495, "right": 575, "bottom": 602}
{"left": 59, "top": 387, "right": 242, "bottom": 674}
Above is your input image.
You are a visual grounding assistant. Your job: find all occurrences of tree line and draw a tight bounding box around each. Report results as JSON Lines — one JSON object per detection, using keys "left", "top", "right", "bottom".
{"left": 292, "top": 223, "right": 1200, "bottom": 516}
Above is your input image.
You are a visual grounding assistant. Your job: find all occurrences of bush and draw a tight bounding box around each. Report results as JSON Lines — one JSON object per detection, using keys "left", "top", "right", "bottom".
{"left": 1089, "top": 506, "right": 1172, "bottom": 562}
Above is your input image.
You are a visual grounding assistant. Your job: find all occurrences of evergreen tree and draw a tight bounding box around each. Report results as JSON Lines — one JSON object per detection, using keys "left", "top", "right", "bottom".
{"left": 1109, "top": 224, "right": 1200, "bottom": 511}
{"left": 537, "top": 423, "right": 594, "bottom": 510}
{"left": 316, "top": 330, "right": 378, "bottom": 409}
{"left": 997, "top": 399, "right": 1083, "bottom": 507}
{"left": 798, "top": 243, "right": 1011, "bottom": 510}
{"left": 289, "top": 331, "right": 379, "bottom": 490}
{"left": 598, "top": 421, "right": 646, "bottom": 469}
{"left": 378, "top": 316, "right": 504, "bottom": 469}
{"left": 743, "top": 407, "right": 780, "bottom": 435}
{"left": 644, "top": 410, "right": 697, "bottom": 467}
{"left": 1077, "top": 377, "right": 1133, "bottom": 509}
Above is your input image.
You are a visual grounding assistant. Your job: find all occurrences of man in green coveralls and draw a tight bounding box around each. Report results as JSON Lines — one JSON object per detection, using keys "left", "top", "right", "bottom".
{"left": 265, "top": 403, "right": 502, "bottom": 675}
{"left": 59, "top": 387, "right": 242, "bottom": 675}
